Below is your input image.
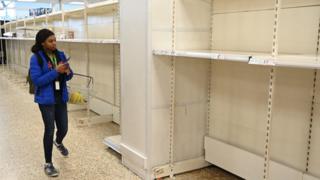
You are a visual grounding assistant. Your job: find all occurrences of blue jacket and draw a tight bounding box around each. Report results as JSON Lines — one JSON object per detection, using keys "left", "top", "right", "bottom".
{"left": 30, "top": 50, "right": 73, "bottom": 105}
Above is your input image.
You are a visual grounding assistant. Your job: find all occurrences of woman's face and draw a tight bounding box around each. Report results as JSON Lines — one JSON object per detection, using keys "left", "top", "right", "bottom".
{"left": 42, "top": 35, "right": 57, "bottom": 51}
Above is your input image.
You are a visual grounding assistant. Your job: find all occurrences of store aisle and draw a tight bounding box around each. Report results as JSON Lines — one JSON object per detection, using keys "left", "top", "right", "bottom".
{"left": 0, "top": 68, "right": 241, "bottom": 180}
{"left": 0, "top": 70, "right": 139, "bottom": 180}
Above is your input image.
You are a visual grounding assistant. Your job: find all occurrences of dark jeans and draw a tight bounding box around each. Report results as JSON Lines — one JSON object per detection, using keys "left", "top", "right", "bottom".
{"left": 39, "top": 103, "right": 68, "bottom": 163}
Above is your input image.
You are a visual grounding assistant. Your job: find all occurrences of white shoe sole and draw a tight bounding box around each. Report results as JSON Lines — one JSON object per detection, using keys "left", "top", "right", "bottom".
{"left": 45, "top": 172, "right": 59, "bottom": 177}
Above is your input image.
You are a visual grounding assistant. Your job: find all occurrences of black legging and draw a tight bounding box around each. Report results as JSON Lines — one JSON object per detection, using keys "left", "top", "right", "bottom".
{"left": 39, "top": 103, "right": 68, "bottom": 163}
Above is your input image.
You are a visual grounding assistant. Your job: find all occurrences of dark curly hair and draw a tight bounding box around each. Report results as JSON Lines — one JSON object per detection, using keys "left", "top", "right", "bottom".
{"left": 31, "top": 29, "right": 55, "bottom": 53}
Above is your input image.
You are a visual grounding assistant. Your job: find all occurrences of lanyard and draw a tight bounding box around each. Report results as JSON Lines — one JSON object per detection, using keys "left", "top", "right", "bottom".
{"left": 49, "top": 54, "right": 57, "bottom": 67}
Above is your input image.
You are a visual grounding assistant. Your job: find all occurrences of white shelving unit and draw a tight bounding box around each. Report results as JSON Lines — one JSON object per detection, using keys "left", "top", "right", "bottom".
{"left": 0, "top": 0, "right": 121, "bottom": 128}
{"left": 103, "top": 135, "right": 121, "bottom": 153}
{"left": 151, "top": 0, "right": 320, "bottom": 179}
{"left": 120, "top": 0, "right": 320, "bottom": 179}
{"left": 2, "top": 0, "right": 320, "bottom": 179}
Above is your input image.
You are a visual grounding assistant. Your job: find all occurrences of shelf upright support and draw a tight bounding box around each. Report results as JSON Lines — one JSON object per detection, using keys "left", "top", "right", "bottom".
{"left": 305, "top": 16, "right": 320, "bottom": 173}
{"left": 15, "top": 17, "right": 19, "bottom": 72}
{"left": 84, "top": 0, "right": 89, "bottom": 39}
{"left": 8, "top": 23, "right": 10, "bottom": 69}
{"left": 5, "top": 24, "right": 9, "bottom": 72}
{"left": 19, "top": 39, "right": 22, "bottom": 70}
{"left": 117, "top": 2, "right": 121, "bottom": 125}
{"left": 15, "top": 17, "right": 18, "bottom": 35}
{"left": 45, "top": 8, "right": 49, "bottom": 29}
{"left": 33, "top": 9, "right": 36, "bottom": 34}
{"left": 5, "top": 23, "right": 8, "bottom": 70}
{"left": 50, "top": 0, "right": 54, "bottom": 12}
{"left": 13, "top": 17, "right": 17, "bottom": 73}
{"left": 206, "top": 0, "right": 214, "bottom": 137}
{"left": 13, "top": 18, "right": 16, "bottom": 72}
{"left": 61, "top": 0, "right": 65, "bottom": 38}
{"left": 0, "top": 24, "right": 4, "bottom": 67}
{"left": 0, "top": 24, "right": 4, "bottom": 68}
{"left": 17, "top": 34, "right": 21, "bottom": 69}
{"left": 112, "top": 1, "right": 121, "bottom": 124}
{"left": 168, "top": 0, "right": 177, "bottom": 178}
{"left": 263, "top": 0, "right": 281, "bottom": 179}
{"left": 1, "top": 22, "right": 8, "bottom": 67}
{"left": 317, "top": 18, "right": 320, "bottom": 60}
{"left": 23, "top": 17, "right": 27, "bottom": 69}
{"left": 84, "top": 0, "right": 91, "bottom": 122}
{"left": 9, "top": 23, "right": 12, "bottom": 71}
{"left": 112, "top": 4, "right": 116, "bottom": 116}
{"left": 23, "top": 19, "right": 26, "bottom": 37}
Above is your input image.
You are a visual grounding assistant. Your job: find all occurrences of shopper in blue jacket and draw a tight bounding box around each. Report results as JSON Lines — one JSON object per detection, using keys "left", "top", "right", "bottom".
{"left": 29, "top": 29, "right": 73, "bottom": 177}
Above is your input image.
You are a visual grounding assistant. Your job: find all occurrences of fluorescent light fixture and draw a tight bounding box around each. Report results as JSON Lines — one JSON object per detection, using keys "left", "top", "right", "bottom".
{"left": 17, "top": 0, "right": 37, "bottom": 2}
{"left": 69, "top": 2, "right": 84, "bottom": 5}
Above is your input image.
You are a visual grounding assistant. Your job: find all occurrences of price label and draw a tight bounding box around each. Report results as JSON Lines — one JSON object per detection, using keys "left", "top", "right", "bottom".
{"left": 249, "top": 57, "right": 275, "bottom": 66}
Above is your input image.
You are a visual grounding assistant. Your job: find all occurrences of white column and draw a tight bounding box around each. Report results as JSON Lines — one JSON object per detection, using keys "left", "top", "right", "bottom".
{"left": 120, "top": 0, "right": 152, "bottom": 178}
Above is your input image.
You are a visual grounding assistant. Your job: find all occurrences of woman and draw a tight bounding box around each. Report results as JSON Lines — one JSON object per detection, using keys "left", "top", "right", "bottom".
{"left": 30, "top": 29, "right": 73, "bottom": 177}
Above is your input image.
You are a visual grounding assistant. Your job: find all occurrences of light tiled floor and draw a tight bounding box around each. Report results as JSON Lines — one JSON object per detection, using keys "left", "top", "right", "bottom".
{"left": 0, "top": 67, "right": 241, "bottom": 180}
{"left": 0, "top": 68, "right": 140, "bottom": 180}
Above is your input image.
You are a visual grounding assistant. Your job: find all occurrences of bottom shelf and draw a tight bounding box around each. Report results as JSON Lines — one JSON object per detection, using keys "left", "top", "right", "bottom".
{"left": 204, "top": 136, "right": 319, "bottom": 180}
{"left": 104, "top": 135, "right": 121, "bottom": 154}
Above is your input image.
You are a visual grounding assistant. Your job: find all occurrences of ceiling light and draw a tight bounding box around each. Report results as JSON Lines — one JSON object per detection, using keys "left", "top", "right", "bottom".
{"left": 17, "top": 0, "right": 36, "bottom": 2}
{"left": 69, "top": 2, "right": 84, "bottom": 5}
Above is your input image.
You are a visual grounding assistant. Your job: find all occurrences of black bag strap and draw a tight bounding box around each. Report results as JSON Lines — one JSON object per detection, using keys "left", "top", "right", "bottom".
{"left": 26, "top": 53, "right": 44, "bottom": 84}
{"left": 35, "top": 52, "right": 43, "bottom": 68}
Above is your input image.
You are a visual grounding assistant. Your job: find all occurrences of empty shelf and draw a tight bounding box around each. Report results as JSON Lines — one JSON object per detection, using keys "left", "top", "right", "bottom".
{"left": 16, "top": 26, "right": 47, "bottom": 31}
{"left": 0, "top": 37, "right": 120, "bottom": 44}
{"left": 88, "top": 0, "right": 118, "bottom": 9}
{"left": 58, "top": 38, "right": 120, "bottom": 44}
{"left": 34, "top": 14, "right": 48, "bottom": 21}
{"left": 65, "top": 8, "right": 83, "bottom": 16}
{"left": 0, "top": 37, "right": 33, "bottom": 41}
{"left": 274, "top": 55, "right": 320, "bottom": 69}
{"left": 104, "top": 135, "right": 121, "bottom": 154}
{"left": 47, "top": 11, "right": 63, "bottom": 18}
{"left": 153, "top": 49, "right": 272, "bottom": 62}
{"left": 153, "top": 49, "right": 320, "bottom": 69}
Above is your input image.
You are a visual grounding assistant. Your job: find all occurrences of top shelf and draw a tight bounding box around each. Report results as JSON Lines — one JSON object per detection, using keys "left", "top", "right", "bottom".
{"left": 0, "top": 37, "right": 120, "bottom": 44}
{"left": 153, "top": 49, "right": 320, "bottom": 69}
{"left": 0, "top": 37, "right": 34, "bottom": 41}
{"left": 2, "top": 0, "right": 119, "bottom": 25}
{"left": 87, "top": 0, "right": 118, "bottom": 9}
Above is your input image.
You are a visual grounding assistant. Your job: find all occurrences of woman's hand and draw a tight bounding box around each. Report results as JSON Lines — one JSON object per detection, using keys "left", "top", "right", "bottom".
{"left": 56, "top": 63, "right": 68, "bottom": 74}
{"left": 65, "top": 68, "right": 71, "bottom": 75}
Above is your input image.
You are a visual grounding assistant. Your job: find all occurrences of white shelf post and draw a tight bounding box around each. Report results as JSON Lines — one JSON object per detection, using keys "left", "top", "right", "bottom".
{"left": 23, "top": 19, "right": 26, "bottom": 37}
{"left": 61, "top": 0, "right": 65, "bottom": 39}
{"left": 305, "top": 16, "right": 320, "bottom": 174}
{"left": 8, "top": 23, "right": 12, "bottom": 70}
{"left": 168, "top": 0, "right": 177, "bottom": 178}
{"left": 120, "top": 0, "right": 150, "bottom": 178}
{"left": 263, "top": 0, "right": 282, "bottom": 179}
{"left": 84, "top": 0, "right": 91, "bottom": 122}
{"left": 45, "top": 8, "right": 49, "bottom": 29}
{"left": 206, "top": 0, "right": 214, "bottom": 136}
{"left": 33, "top": 10, "right": 36, "bottom": 35}
{"left": 0, "top": 24, "right": 3, "bottom": 67}
{"left": 3, "top": 36, "right": 7, "bottom": 70}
